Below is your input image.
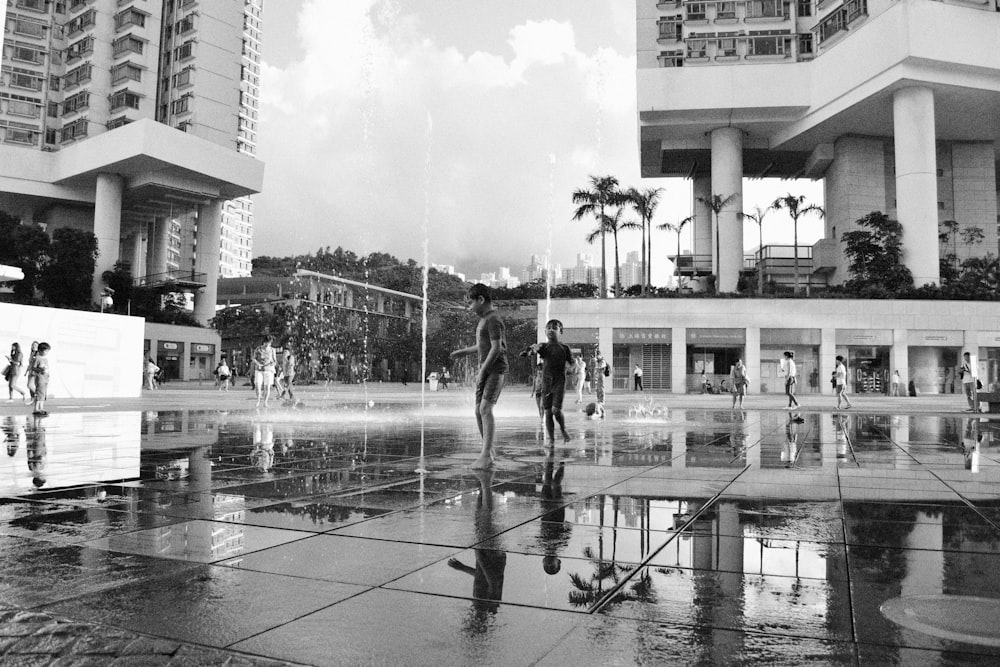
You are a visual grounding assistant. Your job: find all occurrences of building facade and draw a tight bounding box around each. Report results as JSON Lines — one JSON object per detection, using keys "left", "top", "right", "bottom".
{"left": 542, "top": 298, "right": 1000, "bottom": 396}
{"left": 637, "top": 0, "right": 1000, "bottom": 291}
{"left": 0, "top": 0, "right": 264, "bottom": 320}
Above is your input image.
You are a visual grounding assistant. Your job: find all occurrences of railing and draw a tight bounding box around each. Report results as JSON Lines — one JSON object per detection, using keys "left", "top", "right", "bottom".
{"left": 135, "top": 269, "right": 207, "bottom": 287}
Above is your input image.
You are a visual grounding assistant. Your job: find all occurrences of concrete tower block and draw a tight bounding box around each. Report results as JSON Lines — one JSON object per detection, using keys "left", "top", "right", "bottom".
{"left": 710, "top": 127, "right": 743, "bottom": 292}
{"left": 92, "top": 173, "right": 124, "bottom": 305}
{"left": 893, "top": 86, "right": 939, "bottom": 286}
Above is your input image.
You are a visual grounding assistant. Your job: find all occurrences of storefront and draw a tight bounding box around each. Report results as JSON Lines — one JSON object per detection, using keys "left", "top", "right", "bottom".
{"left": 979, "top": 332, "right": 1000, "bottom": 393}
{"left": 686, "top": 328, "right": 745, "bottom": 393}
{"left": 156, "top": 341, "right": 184, "bottom": 381}
{"left": 612, "top": 328, "right": 672, "bottom": 391}
{"left": 836, "top": 329, "right": 892, "bottom": 394}
{"left": 760, "top": 328, "right": 821, "bottom": 394}
{"left": 189, "top": 342, "right": 216, "bottom": 381}
{"left": 907, "top": 330, "right": 963, "bottom": 395}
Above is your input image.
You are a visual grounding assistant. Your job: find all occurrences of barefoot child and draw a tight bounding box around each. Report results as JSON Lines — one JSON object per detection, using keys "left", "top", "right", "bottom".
{"left": 450, "top": 284, "right": 508, "bottom": 469}
{"left": 31, "top": 342, "right": 51, "bottom": 416}
{"left": 521, "top": 319, "right": 573, "bottom": 443}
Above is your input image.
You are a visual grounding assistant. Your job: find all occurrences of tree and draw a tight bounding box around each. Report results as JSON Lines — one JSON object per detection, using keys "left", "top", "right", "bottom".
{"left": 587, "top": 208, "right": 640, "bottom": 298}
{"left": 625, "top": 187, "right": 663, "bottom": 294}
{"left": 572, "top": 175, "right": 622, "bottom": 298}
{"left": 696, "top": 193, "right": 739, "bottom": 288}
{"left": 741, "top": 205, "right": 772, "bottom": 295}
{"left": 657, "top": 216, "right": 693, "bottom": 290}
{"left": 0, "top": 211, "right": 50, "bottom": 302}
{"left": 101, "top": 261, "right": 135, "bottom": 314}
{"left": 841, "top": 211, "right": 913, "bottom": 294}
{"left": 551, "top": 282, "right": 600, "bottom": 298}
{"left": 771, "top": 194, "right": 824, "bottom": 294}
{"left": 38, "top": 227, "right": 98, "bottom": 308}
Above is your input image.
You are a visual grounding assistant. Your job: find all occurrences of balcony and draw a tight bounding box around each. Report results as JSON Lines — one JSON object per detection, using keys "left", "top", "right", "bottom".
{"left": 135, "top": 269, "right": 207, "bottom": 290}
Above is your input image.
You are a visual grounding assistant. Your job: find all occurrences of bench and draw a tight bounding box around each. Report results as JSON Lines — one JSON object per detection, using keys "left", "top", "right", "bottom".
{"left": 978, "top": 392, "right": 1000, "bottom": 414}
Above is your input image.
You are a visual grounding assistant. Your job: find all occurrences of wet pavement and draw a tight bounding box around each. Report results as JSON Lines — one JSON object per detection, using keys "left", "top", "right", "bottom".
{"left": 1, "top": 386, "right": 999, "bottom": 665}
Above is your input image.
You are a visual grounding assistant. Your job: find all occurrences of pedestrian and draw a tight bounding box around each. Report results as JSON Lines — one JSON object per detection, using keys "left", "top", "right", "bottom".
{"left": 890, "top": 369, "right": 900, "bottom": 397}
{"left": 24, "top": 341, "right": 38, "bottom": 400}
{"left": 401, "top": 365, "right": 408, "bottom": 386}
{"left": 5, "top": 342, "right": 29, "bottom": 403}
{"left": 731, "top": 357, "right": 749, "bottom": 409}
{"left": 143, "top": 354, "right": 159, "bottom": 390}
{"left": 781, "top": 350, "right": 800, "bottom": 409}
{"left": 700, "top": 370, "right": 708, "bottom": 394}
{"left": 30, "top": 342, "right": 51, "bottom": 416}
{"left": 216, "top": 355, "right": 231, "bottom": 391}
{"left": 583, "top": 360, "right": 593, "bottom": 396}
{"left": 440, "top": 366, "right": 450, "bottom": 391}
{"left": 521, "top": 319, "right": 573, "bottom": 444}
{"left": 565, "top": 354, "right": 580, "bottom": 401}
{"left": 592, "top": 350, "right": 609, "bottom": 411}
{"left": 633, "top": 363, "right": 643, "bottom": 391}
{"left": 450, "top": 283, "right": 508, "bottom": 470}
{"left": 279, "top": 348, "right": 295, "bottom": 401}
{"left": 835, "top": 355, "right": 853, "bottom": 409}
{"left": 252, "top": 335, "right": 277, "bottom": 408}
{"left": 574, "top": 355, "right": 587, "bottom": 404}
{"left": 960, "top": 351, "right": 977, "bottom": 411}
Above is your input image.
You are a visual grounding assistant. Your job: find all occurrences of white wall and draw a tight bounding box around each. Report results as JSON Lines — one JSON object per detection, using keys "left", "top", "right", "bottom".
{"left": 0, "top": 303, "right": 144, "bottom": 398}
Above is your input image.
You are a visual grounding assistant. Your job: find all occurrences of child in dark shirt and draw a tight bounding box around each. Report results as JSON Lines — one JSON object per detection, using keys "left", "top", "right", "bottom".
{"left": 521, "top": 319, "right": 573, "bottom": 443}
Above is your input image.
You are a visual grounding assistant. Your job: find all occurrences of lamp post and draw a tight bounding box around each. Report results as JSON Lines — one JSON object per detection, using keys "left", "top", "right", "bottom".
{"left": 100, "top": 288, "right": 114, "bottom": 314}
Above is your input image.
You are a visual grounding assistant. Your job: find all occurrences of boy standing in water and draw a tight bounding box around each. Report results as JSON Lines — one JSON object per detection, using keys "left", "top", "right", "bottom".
{"left": 451, "top": 284, "right": 508, "bottom": 469}
{"left": 522, "top": 319, "right": 573, "bottom": 443}
{"left": 31, "top": 342, "right": 51, "bottom": 416}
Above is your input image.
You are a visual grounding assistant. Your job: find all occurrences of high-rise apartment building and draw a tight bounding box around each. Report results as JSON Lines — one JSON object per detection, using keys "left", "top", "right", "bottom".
{"left": 637, "top": 0, "right": 1000, "bottom": 291}
{"left": 619, "top": 250, "right": 642, "bottom": 289}
{"left": 0, "top": 0, "right": 264, "bottom": 320}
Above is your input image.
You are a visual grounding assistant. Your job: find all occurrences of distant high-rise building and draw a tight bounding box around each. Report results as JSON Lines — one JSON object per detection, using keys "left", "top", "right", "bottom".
{"left": 562, "top": 252, "right": 599, "bottom": 287}
{"left": 619, "top": 250, "right": 642, "bottom": 289}
{"left": 521, "top": 253, "right": 561, "bottom": 286}
{"left": 0, "top": 0, "right": 264, "bottom": 319}
{"left": 431, "top": 263, "right": 466, "bottom": 282}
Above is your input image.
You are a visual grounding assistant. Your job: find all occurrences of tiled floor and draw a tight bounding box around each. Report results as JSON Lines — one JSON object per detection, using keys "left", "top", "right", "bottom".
{"left": 1, "top": 394, "right": 999, "bottom": 665}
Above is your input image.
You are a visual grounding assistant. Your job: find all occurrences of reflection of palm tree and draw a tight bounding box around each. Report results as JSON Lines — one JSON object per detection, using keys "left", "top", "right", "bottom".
{"left": 567, "top": 550, "right": 658, "bottom": 609}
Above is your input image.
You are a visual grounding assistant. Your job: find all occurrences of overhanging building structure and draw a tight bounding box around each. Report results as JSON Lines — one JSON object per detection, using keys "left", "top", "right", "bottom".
{"left": 637, "top": 0, "right": 1000, "bottom": 291}
{"left": 0, "top": 0, "right": 264, "bottom": 322}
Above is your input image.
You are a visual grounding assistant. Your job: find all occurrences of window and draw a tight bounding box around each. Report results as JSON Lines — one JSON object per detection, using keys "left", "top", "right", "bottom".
{"left": 111, "top": 62, "right": 142, "bottom": 84}
{"left": 68, "top": 0, "right": 88, "bottom": 10}
{"left": 797, "top": 0, "right": 813, "bottom": 16}
{"left": 10, "top": 69, "right": 44, "bottom": 91}
{"left": 171, "top": 94, "right": 191, "bottom": 114}
{"left": 686, "top": 38, "right": 708, "bottom": 58}
{"left": 65, "top": 35, "right": 94, "bottom": 61}
{"left": 173, "top": 67, "right": 194, "bottom": 87}
{"left": 716, "top": 37, "right": 738, "bottom": 57}
{"left": 798, "top": 32, "right": 813, "bottom": 56}
{"left": 66, "top": 9, "right": 96, "bottom": 36}
{"left": 47, "top": 102, "right": 58, "bottom": 118}
{"left": 716, "top": 2, "right": 737, "bottom": 19}
{"left": 12, "top": 45, "right": 45, "bottom": 64}
{"left": 657, "top": 19, "right": 682, "bottom": 40}
{"left": 12, "top": 18, "right": 46, "bottom": 38}
{"left": 62, "top": 91, "right": 89, "bottom": 115}
{"left": 815, "top": 8, "right": 848, "bottom": 42}
{"left": 746, "top": 32, "right": 787, "bottom": 56}
{"left": 16, "top": 0, "right": 47, "bottom": 11}
{"left": 745, "top": 0, "right": 783, "bottom": 18}
{"left": 45, "top": 128, "right": 58, "bottom": 144}
{"left": 107, "top": 116, "right": 133, "bottom": 130}
{"left": 686, "top": 2, "right": 707, "bottom": 20}
{"left": 109, "top": 89, "right": 140, "bottom": 110}
{"left": 62, "top": 63, "right": 92, "bottom": 88}
{"left": 7, "top": 98, "right": 39, "bottom": 118}
{"left": 61, "top": 118, "right": 88, "bottom": 142}
{"left": 175, "top": 41, "right": 194, "bottom": 60}
{"left": 175, "top": 14, "right": 195, "bottom": 33}
{"left": 114, "top": 8, "right": 147, "bottom": 30}
{"left": 5, "top": 124, "right": 38, "bottom": 145}
{"left": 112, "top": 34, "right": 144, "bottom": 56}
{"left": 49, "top": 75, "right": 60, "bottom": 91}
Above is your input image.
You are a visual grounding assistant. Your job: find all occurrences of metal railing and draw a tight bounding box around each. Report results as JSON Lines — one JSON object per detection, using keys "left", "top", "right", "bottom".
{"left": 135, "top": 269, "right": 207, "bottom": 288}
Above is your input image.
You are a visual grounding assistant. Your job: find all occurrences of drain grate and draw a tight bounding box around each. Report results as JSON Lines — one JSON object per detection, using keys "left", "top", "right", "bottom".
{"left": 881, "top": 595, "right": 1000, "bottom": 647}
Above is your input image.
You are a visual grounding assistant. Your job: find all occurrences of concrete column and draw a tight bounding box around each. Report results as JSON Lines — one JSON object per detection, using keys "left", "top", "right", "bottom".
{"left": 892, "top": 329, "right": 908, "bottom": 396}
{"left": 692, "top": 174, "right": 713, "bottom": 272}
{"left": 745, "top": 326, "right": 760, "bottom": 394}
{"left": 711, "top": 128, "right": 743, "bottom": 292}
{"left": 147, "top": 216, "right": 170, "bottom": 278}
{"left": 672, "top": 327, "right": 687, "bottom": 393}
{"left": 893, "top": 87, "right": 939, "bottom": 286}
{"left": 92, "top": 173, "right": 124, "bottom": 304}
{"left": 130, "top": 224, "right": 144, "bottom": 279}
{"left": 193, "top": 199, "right": 224, "bottom": 325}
{"left": 820, "top": 327, "right": 837, "bottom": 396}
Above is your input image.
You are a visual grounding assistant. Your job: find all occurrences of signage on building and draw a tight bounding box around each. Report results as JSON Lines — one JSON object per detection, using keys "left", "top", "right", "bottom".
{"left": 976, "top": 332, "right": 1000, "bottom": 347}
{"left": 906, "top": 330, "right": 963, "bottom": 347}
{"left": 158, "top": 341, "right": 180, "bottom": 351}
{"left": 760, "top": 328, "right": 821, "bottom": 345}
{"left": 193, "top": 344, "right": 216, "bottom": 354}
{"left": 614, "top": 328, "right": 672, "bottom": 343}
{"left": 561, "top": 328, "right": 599, "bottom": 344}
{"left": 686, "top": 328, "right": 745, "bottom": 345}
{"left": 835, "top": 329, "right": 892, "bottom": 346}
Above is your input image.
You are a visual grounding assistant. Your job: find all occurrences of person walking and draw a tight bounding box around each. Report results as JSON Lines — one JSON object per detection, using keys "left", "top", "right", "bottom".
{"left": 216, "top": 355, "right": 231, "bottom": 391}
{"left": 450, "top": 283, "right": 508, "bottom": 470}
{"left": 143, "top": 354, "right": 159, "bottom": 390}
{"left": 574, "top": 355, "right": 587, "bottom": 403}
{"left": 890, "top": 369, "right": 900, "bottom": 397}
{"left": 781, "top": 351, "right": 800, "bottom": 409}
{"left": 633, "top": 364, "right": 643, "bottom": 391}
{"left": 5, "top": 342, "right": 29, "bottom": 403}
{"left": 835, "top": 355, "right": 853, "bottom": 410}
{"left": 252, "top": 335, "right": 277, "bottom": 408}
{"left": 731, "top": 358, "right": 749, "bottom": 409}
{"left": 960, "top": 351, "right": 977, "bottom": 412}
{"left": 278, "top": 348, "right": 295, "bottom": 402}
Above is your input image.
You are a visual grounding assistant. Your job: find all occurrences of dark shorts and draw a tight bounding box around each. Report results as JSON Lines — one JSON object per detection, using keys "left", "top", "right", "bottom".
{"left": 476, "top": 373, "right": 505, "bottom": 406}
{"left": 541, "top": 379, "right": 566, "bottom": 411}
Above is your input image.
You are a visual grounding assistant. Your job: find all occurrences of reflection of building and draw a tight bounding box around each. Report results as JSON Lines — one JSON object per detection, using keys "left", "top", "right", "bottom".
{"left": 216, "top": 269, "right": 424, "bottom": 380}
{"left": 0, "top": 0, "right": 265, "bottom": 318}
{"left": 544, "top": 298, "right": 1000, "bottom": 395}
{"left": 636, "top": 0, "right": 1000, "bottom": 291}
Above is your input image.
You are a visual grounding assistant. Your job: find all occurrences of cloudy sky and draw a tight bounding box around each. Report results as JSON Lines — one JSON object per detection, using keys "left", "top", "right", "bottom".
{"left": 253, "top": 0, "right": 824, "bottom": 283}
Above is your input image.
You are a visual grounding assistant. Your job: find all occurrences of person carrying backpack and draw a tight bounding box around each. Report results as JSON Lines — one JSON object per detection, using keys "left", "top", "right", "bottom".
{"left": 731, "top": 358, "right": 749, "bottom": 409}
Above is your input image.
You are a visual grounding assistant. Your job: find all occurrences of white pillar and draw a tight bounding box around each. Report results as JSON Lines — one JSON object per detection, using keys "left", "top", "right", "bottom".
{"left": 130, "top": 224, "right": 144, "bottom": 279}
{"left": 745, "top": 326, "right": 760, "bottom": 395}
{"left": 92, "top": 173, "right": 124, "bottom": 305}
{"left": 893, "top": 87, "right": 939, "bottom": 286}
{"left": 147, "top": 216, "right": 170, "bottom": 278}
{"left": 193, "top": 199, "right": 224, "bottom": 325}
{"left": 710, "top": 128, "right": 743, "bottom": 292}
{"left": 692, "top": 175, "right": 713, "bottom": 273}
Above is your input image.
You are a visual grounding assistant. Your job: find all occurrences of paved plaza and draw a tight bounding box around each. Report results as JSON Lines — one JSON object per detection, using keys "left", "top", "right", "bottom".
{"left": 1, "top": 384, "right": 998, "bottom": 665}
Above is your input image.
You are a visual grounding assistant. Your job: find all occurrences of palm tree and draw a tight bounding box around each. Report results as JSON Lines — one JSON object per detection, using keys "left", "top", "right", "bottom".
{"left": 697, "top": 193, "right": 739, "bottom": 285}
{"left": 658, "top": 216, "right": 693, "bottom": 290}
{"left": 771, "top": 194, "right": 825, "bottom": 294}
{"left": 741, "top": 205, "right": 772, "bottom": 294}
{"left": 625, "top": 187, "right": 663, "bottom": 294}
{"left": 587, "top": 208, "right": 641, "bottom": 297}
{"left": 572, "top": 175, "right": 622, "bottom": 298}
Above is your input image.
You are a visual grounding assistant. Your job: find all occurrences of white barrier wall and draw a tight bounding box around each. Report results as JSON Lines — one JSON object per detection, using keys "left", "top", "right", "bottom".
{"left": 0, "top": 303, "right": 144, "bottom": 399}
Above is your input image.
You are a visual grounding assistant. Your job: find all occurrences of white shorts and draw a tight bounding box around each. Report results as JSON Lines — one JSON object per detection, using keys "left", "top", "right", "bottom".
{"left": 255, "top": 369, "right": 275, "bottom": 387}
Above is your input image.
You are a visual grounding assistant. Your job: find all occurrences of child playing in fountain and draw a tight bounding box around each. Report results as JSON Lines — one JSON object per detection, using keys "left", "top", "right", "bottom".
{"left": 521, "top": 319, "right": 574, "bottom": 443}
{"left": 31, "top": 342, "right": 51, "bottom": 416}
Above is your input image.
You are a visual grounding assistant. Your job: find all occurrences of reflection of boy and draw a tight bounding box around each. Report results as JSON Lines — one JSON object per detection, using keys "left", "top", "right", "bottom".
{"left": 522, "top": 320, "right": 573, "bottom": 443}
{"left": 539, "top": 456, "right": 570, "bottom": 574}
{"left": 448, "top": 470, "right": 506, "bottom": 611}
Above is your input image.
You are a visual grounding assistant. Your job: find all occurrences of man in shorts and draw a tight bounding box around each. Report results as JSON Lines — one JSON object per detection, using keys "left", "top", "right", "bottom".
{"left": 252, "top": 335, "right": 277, "bottom": 408}
{"left": 451, "top": 283, "right": 507, "bottom": 469}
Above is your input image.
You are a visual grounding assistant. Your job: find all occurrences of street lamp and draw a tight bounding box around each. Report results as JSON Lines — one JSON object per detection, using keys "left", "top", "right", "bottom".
{"left": 100, "top": 287, "right": 114, "bottom": 314}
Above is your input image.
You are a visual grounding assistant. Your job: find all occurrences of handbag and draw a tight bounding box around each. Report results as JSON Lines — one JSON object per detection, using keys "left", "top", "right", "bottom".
{"left": 977, "top": 379, "right": 983, "bottom": 391}
{"left": 1, "top": 365, "right": 9, "bottom": 381}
